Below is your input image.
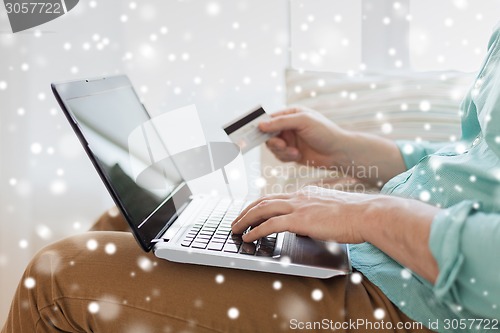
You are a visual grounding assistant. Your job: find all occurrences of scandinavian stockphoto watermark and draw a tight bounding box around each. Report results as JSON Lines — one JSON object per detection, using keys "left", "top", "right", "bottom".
{"left": 3, "top": 0, "right": 79, "bottom": 33}
{"left": 258, "top": 161, "right": 380, "bottom": 194}
{"left": 289, "top": 318, "right": 424, "bottom": 331}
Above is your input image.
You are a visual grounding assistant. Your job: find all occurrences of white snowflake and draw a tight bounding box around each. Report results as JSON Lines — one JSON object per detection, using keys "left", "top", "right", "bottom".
{"left": 215, "top": 274, "right": 224, "bottom": 284}
{"left": 455, "top": 143, "right": 467, "bottom": 154}
{"left": 311, "top": 289, "right": 323, "bottom": 301}
{"left": 138, "top": 256, "right": 153, "bottom": 272}
{"left": 88, "top": 302, "right": 100, "bottom": 314}
{"left": 402, "top": 144, "right": 414, "bottom": 155}
{"left": 326, "top": 242, "right": 341, "bottom": 254}
{"left": 374, "top": 308, "right": 385, "bottom": 320}
{"left": 453, "top": 0, "right": 468, "bottom": 9}
{"left": 227, "top": 307, "right": 239, "bottom": 319}
{"left": 24, "top": 277, "right": 36, "bottom": 289}
{"left": 30, "top": 142, "right": 43, "bottom": 155}
{"left": 419, "top": 190, "right": 431, "bottom": 202}
{"left": 86, "top": 239, "right": 98, "bottom": 251}
{"left": 105, "top": 243, "right": 117, "bottom": 255}
{"left": 419, "top": 100, "right": 431, "bottom": 112}
{"left": 381, "top": 123, "right": 393, "bottom": 134}
{"left": 400, "top": 268, "right": 412, "bottom": 280}
{"left": 206, "top": 2, "right": 220, "bottom": 16}
{"left": 350, "top": 272, "right": 363, "bottom": 284}
{"left": 254, "top": 177, "right": 266, "bottom": 188}
{"left": 36, "top": 225, "right": 53, "bottom": 240}
{"left": 50, "top": 180, "right": 67, "bottom": 195}
{"left": 280, "top": 256, "right": 291, "bottom": 267}
{"left": 273, "top": 280, "right": 282, "bottom": 290}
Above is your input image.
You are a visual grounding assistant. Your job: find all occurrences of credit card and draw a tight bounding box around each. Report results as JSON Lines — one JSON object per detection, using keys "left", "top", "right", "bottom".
{"left": 223, "top": 106, "right": 278, "bottom": 154}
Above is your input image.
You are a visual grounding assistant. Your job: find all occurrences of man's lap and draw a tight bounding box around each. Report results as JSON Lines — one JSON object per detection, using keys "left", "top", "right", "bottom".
{"left": 1, "top": 211, "right": 433, "bottom": 332}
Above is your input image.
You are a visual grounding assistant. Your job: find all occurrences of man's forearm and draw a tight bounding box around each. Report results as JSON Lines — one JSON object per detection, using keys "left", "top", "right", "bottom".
{"left": 341, "top": 132, "right": 407, "bottom": 185}
{"left": 361, "top": 195, "right": 441, "bottom": 284}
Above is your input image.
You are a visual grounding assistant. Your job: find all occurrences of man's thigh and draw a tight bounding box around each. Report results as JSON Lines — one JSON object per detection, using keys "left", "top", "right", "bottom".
{"left": 21, "top": 232, "right": 430, "bottom": 332}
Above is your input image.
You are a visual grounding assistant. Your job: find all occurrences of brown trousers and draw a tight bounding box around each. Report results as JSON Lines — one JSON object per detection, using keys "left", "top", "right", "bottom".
{"left": 1, "top": 209, "right": 434, "bottom": 333}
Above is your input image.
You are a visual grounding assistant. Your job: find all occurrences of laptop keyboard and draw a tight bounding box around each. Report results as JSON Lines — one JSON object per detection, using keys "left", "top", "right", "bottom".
{"left": 180, "top": 199, "right": 279, "bottom": 257}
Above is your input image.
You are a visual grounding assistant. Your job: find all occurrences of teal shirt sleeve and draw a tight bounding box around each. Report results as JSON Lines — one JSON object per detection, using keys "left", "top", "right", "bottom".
{"left": 430, "top": 201, "right": 500, "bottom": 318}
{"left": 396, "top": 140, "right": 448, "bottom": 170}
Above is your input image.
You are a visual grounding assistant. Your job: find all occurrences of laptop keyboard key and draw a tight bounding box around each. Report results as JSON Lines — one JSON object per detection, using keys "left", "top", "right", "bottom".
{"left": 192, "top": 241, "right": 209, "bottom": 249}
{"left": 259, "top": 237, "right": 276, "bottom": 247}
{"left": 183, "top": 199, "right": 280, "bottom": 257}
{"left": 223, "top": 243, "right": 240, "bottom": 253}
{"left": 240, "top": 242, "right": 256, "bottom": 255}
{"left": 256, "top": 245, "right": 274, "bottom": 257}
{"left": 207, "top": 242, "right": 224, "bottom": 251}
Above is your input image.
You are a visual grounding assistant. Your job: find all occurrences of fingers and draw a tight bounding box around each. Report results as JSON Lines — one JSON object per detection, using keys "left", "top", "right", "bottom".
{"left": 266, "top": 138, "right": 301, "bottom": 162}
{"left": 232, "top": 199, "right": 292, "bottom": 234}
{"left": 269, "top": 146, "right": 301, "bottom": 162}
{"left": 232, "top": 199, "right": 290, "bottom": 233}
{"left": 242, "top": 215, "right": 291, "bottom": 242}
{"left": 258, "top": 113, "right": 306, "bottom": 133}
{"left": 232, "top": 194, "right": 289, "bottom": 226}
{"left": 269, "top": 108, "right": 301, "bottom": 117}
{"left": 266, "top": 137, "right": 286, "bottom": 150}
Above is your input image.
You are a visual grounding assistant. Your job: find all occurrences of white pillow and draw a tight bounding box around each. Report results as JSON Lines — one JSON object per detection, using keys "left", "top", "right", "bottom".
{"left": 285, "top": 69, "right": 474, "bottom": 141}
{"left": 260, "top": 69, "right": 475, "bottom": 194}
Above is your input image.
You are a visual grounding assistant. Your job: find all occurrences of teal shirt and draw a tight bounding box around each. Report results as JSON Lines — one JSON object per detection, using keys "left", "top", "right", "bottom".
{"left": 350, "top": 24, "right": 500, "bottom": 332}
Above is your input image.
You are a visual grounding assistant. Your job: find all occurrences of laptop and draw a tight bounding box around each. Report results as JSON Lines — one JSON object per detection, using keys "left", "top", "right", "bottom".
{"left": 51, "top": 75, "right": 351, "bottom": 278}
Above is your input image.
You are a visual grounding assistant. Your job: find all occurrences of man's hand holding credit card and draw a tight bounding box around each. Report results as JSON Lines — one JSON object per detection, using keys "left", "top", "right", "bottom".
{"left": 223, "top": 106, "right": 278, "bottom": 154}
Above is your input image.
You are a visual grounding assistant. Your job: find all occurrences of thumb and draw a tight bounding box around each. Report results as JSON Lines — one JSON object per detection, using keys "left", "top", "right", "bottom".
{"left": 259, "top": 114, "right": 306, "bottom": 133}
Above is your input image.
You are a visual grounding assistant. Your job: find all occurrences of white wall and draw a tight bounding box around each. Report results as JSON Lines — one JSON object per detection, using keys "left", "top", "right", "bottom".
{"left": 289, "top": 0, "right": 500, "bottom": 73}
{"left": 410, "top": 0, "right": 500, "bottom": 72}
{"left": 290, "top": 0, "right": 362, "bottom": 72}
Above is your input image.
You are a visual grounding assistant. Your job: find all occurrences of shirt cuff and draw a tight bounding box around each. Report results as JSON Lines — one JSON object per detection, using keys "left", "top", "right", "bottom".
{"left": 429, "top": 200, "right": 476, "bottom": 303}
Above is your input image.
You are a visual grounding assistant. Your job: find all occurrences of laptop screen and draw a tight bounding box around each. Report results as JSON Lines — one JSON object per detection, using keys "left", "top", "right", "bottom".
{"left": 53, "top": 76, "right": 190, "bottom": 251}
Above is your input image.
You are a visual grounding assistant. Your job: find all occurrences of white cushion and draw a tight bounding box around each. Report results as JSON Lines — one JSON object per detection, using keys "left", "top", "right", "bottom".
{"left": 260, "top": 69, "right": 475, "bottom": 193}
